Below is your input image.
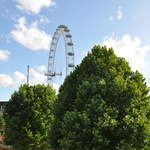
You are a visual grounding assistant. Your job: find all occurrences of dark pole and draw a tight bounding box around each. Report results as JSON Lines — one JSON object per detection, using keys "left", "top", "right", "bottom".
{"left": 27, "top": 65, "right": 29, "bottom": 85}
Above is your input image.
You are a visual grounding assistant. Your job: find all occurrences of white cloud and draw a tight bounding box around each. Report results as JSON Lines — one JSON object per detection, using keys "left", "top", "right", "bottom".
{"left": 30, "top": 68, "right": 46, "bottom": 84}
{"left": 117, "top": 6, "right": 123, "bottom": 20}
{"left": 52, "top": 83, "right": 60, "bottom": 93}
{"left": 29, "top": 66, "right": 60, "bottom": 92}
{"left": 13, "top": 71, "right": 26, "bottom": 85}
{"left": 0, "top": 66, "right": 46, "bottom": 87}
{"left": 102, "top": 34, "right": 150, "bottom": 71}
{"left": 36, "top": 65, "right": 47, "bottom": 72}
{"left": 14, "top": 71, "right": 26, "bottom": 80}
{"left": 16, "top": 0, "right": 55, "bottom": 14}
{"left": 0, "top": 72, "right": 26, "bottom": 87}
{"left": 0, "top": 74, "right": 14, "bottom": 87}
{"left": 39, "top": 15, "right": 50, "bottom": 24}
{"left": 11, "top": 17, "right": 51, "bottom": 51}
{"left": 0, "top": 65, "right": 60, "bottom": 94}
{"left": 0, "top": 50, "right": 10, "bottom": 61}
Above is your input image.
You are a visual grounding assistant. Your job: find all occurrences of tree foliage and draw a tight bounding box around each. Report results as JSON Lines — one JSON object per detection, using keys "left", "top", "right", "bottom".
{"left": 4, "top": 84, "right": 56, "bottom": 150}
{"left": 0, "top": 112, "right": 5, "bottom": 136}
{"left": 50, "top": 46, "right": 150, "bottom": 150}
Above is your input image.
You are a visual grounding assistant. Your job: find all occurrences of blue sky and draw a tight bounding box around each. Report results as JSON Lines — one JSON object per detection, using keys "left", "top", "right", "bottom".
{"left": 0, "top": 0, "right": 150, "bottom": 101}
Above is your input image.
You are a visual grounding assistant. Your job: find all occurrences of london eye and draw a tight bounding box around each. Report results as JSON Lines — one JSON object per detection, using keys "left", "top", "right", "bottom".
{"left": 45, "top": 25, "right": 75, "bottom": 86}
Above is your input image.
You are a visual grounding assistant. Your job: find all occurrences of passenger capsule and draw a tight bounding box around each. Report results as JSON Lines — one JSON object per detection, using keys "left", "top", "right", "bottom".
{"left": 58, "top": 25, "right": 67, "bottom": 28}
{"left": 65, "top": 34, "right": 72, "bottom": 38}
{"left": 68, "top": 52, "right": 74, "bottom": 56}
{"left": 67, "top": 42, "right": 73, "bottom": 46}
{"left": 64, "top": 28, "right": 70, "bottom": 32}
{"left": 68, "top": 64, "right": 75, "bottom": 67}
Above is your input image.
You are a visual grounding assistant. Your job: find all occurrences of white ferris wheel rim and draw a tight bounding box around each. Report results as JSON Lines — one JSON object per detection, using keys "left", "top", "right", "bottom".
{"left": 45, "top": 25, "right": 75, "bottom": 85}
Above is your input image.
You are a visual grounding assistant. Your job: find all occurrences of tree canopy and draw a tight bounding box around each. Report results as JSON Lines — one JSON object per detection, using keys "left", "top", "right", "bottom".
{"left": 50, "top": 46, "right": 150, "bottom": 150}
{"left": 4, "top": 84, "right": 56, "bottom": 150}
{"left": 0, "top": 112, "right": 4, "bottom": 136}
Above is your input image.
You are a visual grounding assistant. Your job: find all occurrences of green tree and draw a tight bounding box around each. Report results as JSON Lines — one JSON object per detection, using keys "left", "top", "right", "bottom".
{"left": 0, "top": 112, "right": 5, "bottom": 136}
{"left": 50, "top": 46, "right": 150, "bottom": 150}
{"left": 4, "top": 84, "right": 56, "bottom": 150}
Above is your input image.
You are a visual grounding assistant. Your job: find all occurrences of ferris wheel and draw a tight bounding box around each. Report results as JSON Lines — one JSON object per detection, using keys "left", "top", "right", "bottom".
{"left": 45, "top": 25, "right": 75, "bottom": 85}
